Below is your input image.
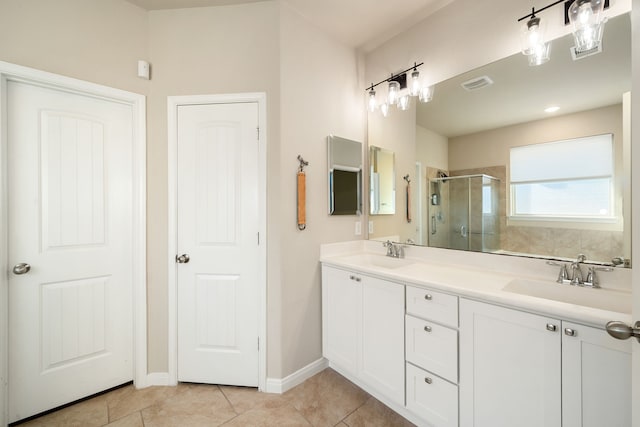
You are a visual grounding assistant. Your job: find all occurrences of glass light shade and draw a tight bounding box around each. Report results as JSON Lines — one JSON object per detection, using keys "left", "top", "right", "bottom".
{"left": 398, "top": 94, "right": 411, "bottom": 111}
{"left": 419, "top": 85, "right": 434, "bottom": 103}
{"left": 528, "top": 42, "right": 551, "bottom": 66}
{"left": 368, "top": 89, "right": 377, "bottom": 113}
{"left": 520, "top": 16, "right": 546, "bottom": 56}
{"left": 380, "top": 102, "right": 390, "bottom": 117}
{"left": 409, "top": 70, "right": 421, "bottom": 97}
{"left": 568, "top": 0, "right": 605, "bottom": 51}
{"left": 387, "top": 81, "right": 400, "bottom": 105}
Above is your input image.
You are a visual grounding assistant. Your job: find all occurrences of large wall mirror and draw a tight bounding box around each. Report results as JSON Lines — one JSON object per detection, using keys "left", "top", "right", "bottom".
{"left": 367, "top": 12, "right": 631, "bottom": 266}
{"left": 328, "top": 135, "right": 363, "bottom": 215}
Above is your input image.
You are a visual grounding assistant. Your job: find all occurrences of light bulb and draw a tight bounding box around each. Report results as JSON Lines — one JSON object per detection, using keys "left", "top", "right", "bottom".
{"left": 368, "top": 88, "right": 377, "bottom": 113}
{"left": 409, "top": 70, "right": 421, "bottom": 97}
{"left": 380, "top": 102, "right": 390, "bottom": 117}
{"left": 387, "top": 81, "right": 400, "bottom": 105}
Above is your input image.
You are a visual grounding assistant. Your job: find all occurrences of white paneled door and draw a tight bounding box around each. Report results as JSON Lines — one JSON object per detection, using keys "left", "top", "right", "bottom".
{"left": 176, "top": 102, "right": 259, "bottom": 386}
{"left": 7, "top": 81, "right": 134, "bottom": 422}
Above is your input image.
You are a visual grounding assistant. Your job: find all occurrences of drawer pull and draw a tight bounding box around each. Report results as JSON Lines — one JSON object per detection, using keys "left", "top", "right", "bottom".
{"left": 546, "top": 324, "right": 557, "bottom": 332}
{"left": 424, "top": 294, "right": 433, "bottom": 300}
{"left": 424, "top": 377, "right": 433, "bottom": 384}
{"left": 349, "top": 275, "right": 361, "bottom": 282}
{"left": 564, "top": 328, "right": 577, "bottom": 337}
{"left": 424, "top": 325, "right": 432, "bottom": 332}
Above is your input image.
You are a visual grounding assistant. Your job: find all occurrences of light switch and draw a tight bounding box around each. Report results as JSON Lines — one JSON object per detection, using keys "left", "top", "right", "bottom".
{"left": 368, "top": 221, "right": 374, "bottom": 234}
{"left": 355, "top": 221, "right": 362, "bottom": 235}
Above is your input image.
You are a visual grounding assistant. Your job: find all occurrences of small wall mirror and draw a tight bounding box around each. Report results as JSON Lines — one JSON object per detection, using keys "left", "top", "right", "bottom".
{"left": 369, "top": 146, "right": 396, "bottom": 215}
{"left": 328, "top": 135, "right": 362, "bottom": 215}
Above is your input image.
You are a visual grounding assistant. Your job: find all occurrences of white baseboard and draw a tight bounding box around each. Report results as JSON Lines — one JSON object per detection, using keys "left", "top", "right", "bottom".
{"left": 144, "top": 372, "right": 172, "bottom": 387}
{"left": 265, "top": 358, "right": 328, "bottom": 394}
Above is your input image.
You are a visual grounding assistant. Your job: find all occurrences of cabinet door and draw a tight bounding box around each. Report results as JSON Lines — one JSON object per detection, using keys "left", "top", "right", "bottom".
{"left": 360, "top": 275, "right": 405, "bottom": 405}
{"left": 562, "top": 321, "right": 631, "bottom": 427}
{"left": 460, "top": 299, "right": 561, "bottom": 427}
{"left": 322, "top": 266, "right": 360, "bottom": 373}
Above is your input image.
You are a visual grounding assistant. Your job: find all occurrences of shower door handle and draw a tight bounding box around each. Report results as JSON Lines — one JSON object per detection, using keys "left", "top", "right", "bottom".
{"left": 431, "top": 215, "right": 436, "bottom": 235}
{"left": 460, "top": 225, "right": 467, "bottom": 238}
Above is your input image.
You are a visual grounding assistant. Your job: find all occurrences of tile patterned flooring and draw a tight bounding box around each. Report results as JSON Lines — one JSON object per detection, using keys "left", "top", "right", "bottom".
{"left": 19, "top": 368, "right": 416, "bottom": 427}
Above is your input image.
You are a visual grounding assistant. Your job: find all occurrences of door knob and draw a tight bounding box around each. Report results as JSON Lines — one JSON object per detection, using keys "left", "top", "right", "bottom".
{"left": 12, "top": 263, "right": 31, "bottom": 275}
{"left": 606, "top": 320, "right": 640, "bottom": 342}
{"left": 175, "top": 254, "right": 190, "bottom": 264}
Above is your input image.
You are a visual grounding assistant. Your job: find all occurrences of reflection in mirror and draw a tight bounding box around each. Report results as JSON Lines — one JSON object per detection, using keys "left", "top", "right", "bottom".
{"left": 328, "top": 135, "right": 362, "bottom": 215}
{"left": 367, "top": 13, "right": 631, "bottom": 266}
{"left": 369, "top": 146, "right": 396, "bottom": 215}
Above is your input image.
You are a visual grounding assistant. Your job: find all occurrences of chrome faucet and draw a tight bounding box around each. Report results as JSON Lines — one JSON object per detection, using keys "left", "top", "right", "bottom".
{"left": 382, "top": 240, "right": 403, "bottom": 258}
{"left": 548, "top": 254, "right": 613, "bottom": 288}
{"left": 569, "top": 254, "right": 587, "bottom": 286}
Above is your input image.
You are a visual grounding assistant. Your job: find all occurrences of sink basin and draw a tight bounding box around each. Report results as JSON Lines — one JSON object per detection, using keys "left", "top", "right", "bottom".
{"left": 502, "top": 279, "right": 631, "bottom": 313}
{"left": 339, "top": 253, "right": 415, "bottom": 270}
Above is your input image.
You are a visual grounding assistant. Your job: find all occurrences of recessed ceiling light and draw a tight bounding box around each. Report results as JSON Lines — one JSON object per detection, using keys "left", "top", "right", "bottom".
{"left": 544, "top": 106, "right": 560, "bottom": 113}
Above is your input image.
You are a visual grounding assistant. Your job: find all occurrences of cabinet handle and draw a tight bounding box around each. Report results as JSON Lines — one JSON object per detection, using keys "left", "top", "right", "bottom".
{"left": 564, "top": 328, "right": 577, "bottom": 337}
{"left": 546, "top": 324, "right": 557, "bottom": 332}
{"left": 424, "top": 377, "right": 433, "bottom": 384}
{"left": 424, "top": 294, "right": 432, "bottom": 300}
{"left": 349, "top": 275, "right": 361, "bottom": 282}
{"left": 424, "top": 325, "right": 432, "bottom": 332}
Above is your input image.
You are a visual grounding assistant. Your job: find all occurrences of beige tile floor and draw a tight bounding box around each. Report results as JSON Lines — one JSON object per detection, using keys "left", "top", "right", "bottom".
{"left": 18, "top": 368, "right": 416, "bottom": 427}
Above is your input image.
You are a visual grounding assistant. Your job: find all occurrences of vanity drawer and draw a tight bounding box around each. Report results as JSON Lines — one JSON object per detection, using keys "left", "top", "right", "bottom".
{"left": 406, "top": 363, "right": 458, "bottom": 427}
{"left": 406, "top": 315, "right": 458, "bottom": 383}
{"left": 406, "top": 286, "right": 458, "bottom": 328}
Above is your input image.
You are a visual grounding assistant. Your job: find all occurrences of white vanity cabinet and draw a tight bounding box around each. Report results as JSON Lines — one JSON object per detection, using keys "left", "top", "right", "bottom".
{"left": 460, "top": 299, "right": 632, "bottom": 427}
{"left": 321, "top": 265, "right": 405, "bottom": 406}
{"left": 459, "top": 298, "right": 562, "bottom": 427}
{"left": 561, "top": 321, "right": 631, "bottom": 427}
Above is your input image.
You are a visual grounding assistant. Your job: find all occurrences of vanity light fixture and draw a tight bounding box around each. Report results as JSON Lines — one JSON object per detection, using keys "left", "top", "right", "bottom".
{"left": 365, "top": 62, "right": 432, "bottom": 117}
{"left": 517, "top": 0, "right": 608, "bottom": 66}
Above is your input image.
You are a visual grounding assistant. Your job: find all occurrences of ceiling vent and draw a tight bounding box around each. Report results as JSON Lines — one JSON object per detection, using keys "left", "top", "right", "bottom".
{"left": 570, "top": 43, "right": 603, "bottom": 61}
{"left": 461, "top": 76, "right": 494, "bottom": 91}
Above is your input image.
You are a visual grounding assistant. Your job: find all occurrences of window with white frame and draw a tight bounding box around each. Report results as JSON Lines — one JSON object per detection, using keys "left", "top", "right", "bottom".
{"left": 510, "top": 134, "right": 614, "bottom": 220}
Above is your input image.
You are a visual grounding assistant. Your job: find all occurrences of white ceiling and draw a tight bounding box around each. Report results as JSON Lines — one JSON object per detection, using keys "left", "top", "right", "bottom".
{"left": 125, "top": 0, "right": 452, "bottom": 51}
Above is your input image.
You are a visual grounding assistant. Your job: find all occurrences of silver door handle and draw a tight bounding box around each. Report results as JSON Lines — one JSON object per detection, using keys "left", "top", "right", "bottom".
{"left": 175, "top": 254, "right": 190, "bottom": 264}
{"left": 12, "top": 263, "right": 31, "bottom": 275}
{"left": 606, "top": 321, "right": 640, "bottom": 342}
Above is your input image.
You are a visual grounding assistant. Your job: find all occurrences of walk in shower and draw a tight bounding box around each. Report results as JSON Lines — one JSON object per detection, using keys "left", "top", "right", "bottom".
{"left": 428, "top": 174, "right": 501, "bottom": 252}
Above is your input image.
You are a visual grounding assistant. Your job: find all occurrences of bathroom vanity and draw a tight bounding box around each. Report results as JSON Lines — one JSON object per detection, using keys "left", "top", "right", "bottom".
{"left": 320, "top": 242, "right": 632, "bottom": 427}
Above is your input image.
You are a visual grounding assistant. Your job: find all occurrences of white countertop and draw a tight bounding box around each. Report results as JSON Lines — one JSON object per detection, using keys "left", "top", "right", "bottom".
{"left": 320, "top": 242, "right": 632, "bottom": 329}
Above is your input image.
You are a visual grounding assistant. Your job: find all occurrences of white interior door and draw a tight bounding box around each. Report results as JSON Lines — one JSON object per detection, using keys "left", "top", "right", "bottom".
{"left": 7, "top": 80, "right": 134, "bottom": 422}
{"left": 176, "top": 102, "right": 259, "bottom": 386}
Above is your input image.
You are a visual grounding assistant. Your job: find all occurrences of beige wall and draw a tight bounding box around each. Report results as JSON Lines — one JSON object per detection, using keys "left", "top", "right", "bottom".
{"left": 0, "top": 0, "right": 149, "bottom": 95}
{"left": 276, "top": 4, "right": 364, "bottom": 377}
